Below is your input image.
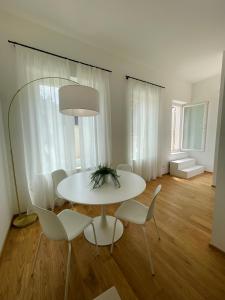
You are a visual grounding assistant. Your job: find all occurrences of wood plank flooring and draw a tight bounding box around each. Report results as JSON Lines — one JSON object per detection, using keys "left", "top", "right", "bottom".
{"left": 1, "top": 173, "right": 225, "bottom": 300}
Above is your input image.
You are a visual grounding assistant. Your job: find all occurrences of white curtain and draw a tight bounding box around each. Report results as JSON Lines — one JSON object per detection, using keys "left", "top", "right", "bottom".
{"left": 75, "top": 63, "right": 111, "bottom": 169}
{"left": 12, "top": 46, "right": 111, "bottom": 211}
{"left": 127, "top": 79, "right": 162, "bottom": 181}
{"left": 13, "top": 46, "right": 77, "bottom": 210}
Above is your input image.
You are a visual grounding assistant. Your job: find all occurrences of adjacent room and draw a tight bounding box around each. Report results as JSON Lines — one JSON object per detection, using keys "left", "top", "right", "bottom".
{"left": 1, "top": 1, "right": 225, "bottom": 300}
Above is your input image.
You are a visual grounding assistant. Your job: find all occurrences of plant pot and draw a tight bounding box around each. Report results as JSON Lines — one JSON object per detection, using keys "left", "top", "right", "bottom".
{"left": 105, "top": 174, "right": 111, "bottom": 183}
{"left": 90, "top": 165, "right": 120, "bottom": 189}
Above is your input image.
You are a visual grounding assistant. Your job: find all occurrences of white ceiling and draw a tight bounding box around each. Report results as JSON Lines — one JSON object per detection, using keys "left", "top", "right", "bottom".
{"left": 1, "top": 0, "right": 225, "bottom": 82}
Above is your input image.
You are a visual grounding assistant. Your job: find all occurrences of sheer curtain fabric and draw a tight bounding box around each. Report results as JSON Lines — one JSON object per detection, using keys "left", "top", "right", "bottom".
{"left": 13, "top": 46, "right": 76, "bottom": 210}
{"left": 12, "top": 46, "right": 111, "bottom": 211}
{"left": 127, "top": 79, "right": 162, "bottom": 181}
{"left": 75, "top": 63, "right": 111, "bottom": 169}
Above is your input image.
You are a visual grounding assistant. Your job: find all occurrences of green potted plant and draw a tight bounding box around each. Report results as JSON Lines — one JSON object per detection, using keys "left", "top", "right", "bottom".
{"left": 90, "top": 165, "right": 120, "bottom": 189}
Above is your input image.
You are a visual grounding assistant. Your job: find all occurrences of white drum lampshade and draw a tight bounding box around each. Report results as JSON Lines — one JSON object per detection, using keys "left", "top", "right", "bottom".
{"left": 59, "top": 85, "right": 99, "bottom": 116}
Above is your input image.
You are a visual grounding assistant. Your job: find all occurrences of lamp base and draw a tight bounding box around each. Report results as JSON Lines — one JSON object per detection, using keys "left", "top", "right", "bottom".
{"left": 13, "top": 213, "right": 38, "bottom": 228}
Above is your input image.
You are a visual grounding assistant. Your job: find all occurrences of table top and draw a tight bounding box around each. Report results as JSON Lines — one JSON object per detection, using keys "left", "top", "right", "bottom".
{"left": 57, "top": 170, "right": 146, "bottom": 205}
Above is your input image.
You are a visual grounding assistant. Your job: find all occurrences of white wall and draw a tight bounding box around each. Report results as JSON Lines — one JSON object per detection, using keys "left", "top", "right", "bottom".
{"left": 211, "top": 52, "right": 225, "bottom": 252}
{"left": 0, "top": 11, "right": 192, "bottom": 212}
{"left": 190, "top": 75, "right": 221, "bottom": 172}
{"left": 0, "top": 101, "right": 13, "bottom": 253}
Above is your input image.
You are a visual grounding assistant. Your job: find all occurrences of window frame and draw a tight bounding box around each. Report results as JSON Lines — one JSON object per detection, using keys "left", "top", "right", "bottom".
{"left": 170, "top": 101, "right": 184, "bottom": 154}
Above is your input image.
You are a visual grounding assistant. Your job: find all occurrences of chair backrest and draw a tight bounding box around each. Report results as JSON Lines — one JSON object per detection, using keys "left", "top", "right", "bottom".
{"left": 117, "top": 164, "right": 132, "bottom": 172}
{"left": 146, "top": 185, "right": 161, "bottom": 221}
{"left": 32, "top": 204, "right": 68, "bottom": 241}
{"left": 52, "top": 169, "right": 67, "bottom": 192}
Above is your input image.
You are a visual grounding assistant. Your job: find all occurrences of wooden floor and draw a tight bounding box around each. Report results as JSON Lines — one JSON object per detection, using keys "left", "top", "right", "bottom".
{"left": 1, "top": 173, "right": 225, "bottom": 300}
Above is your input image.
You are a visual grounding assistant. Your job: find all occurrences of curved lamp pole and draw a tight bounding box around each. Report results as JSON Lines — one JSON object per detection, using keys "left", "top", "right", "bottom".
{"left": 8, "top": 77, "right": 79, "bottom": 227}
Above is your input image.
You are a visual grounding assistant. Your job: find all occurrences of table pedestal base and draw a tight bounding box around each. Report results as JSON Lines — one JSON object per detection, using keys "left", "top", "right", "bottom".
{"left": 84, "top": 215, "right": 124, "bottom": 246}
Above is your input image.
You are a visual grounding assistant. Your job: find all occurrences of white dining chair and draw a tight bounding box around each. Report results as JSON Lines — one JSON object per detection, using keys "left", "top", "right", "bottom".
{"left": 111, "top": 184, "right": 161, "bottom": 275}
{"left": 52, "top": 169, "right": 73, "bottom": 209}
{"left": 31, "top": 204, "right": 98, "bottom": 300}
{"left": 116, "top": 163, "right": 132, "bottom": 172}
{"left": 94, "top": 287, "right": 121, "bottom": 300}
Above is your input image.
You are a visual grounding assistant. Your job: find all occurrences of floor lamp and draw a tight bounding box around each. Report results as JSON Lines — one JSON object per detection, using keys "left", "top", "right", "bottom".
{"left": 9, "top": 76, "right": 99, "bottom": 227}
{"left": 59, "top": 84, "right": 99, "bottom": 117}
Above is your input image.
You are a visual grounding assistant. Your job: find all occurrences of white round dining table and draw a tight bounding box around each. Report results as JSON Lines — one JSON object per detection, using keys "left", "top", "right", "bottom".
{"left": 57, "top": 170, "right": 146, "bottom": 246}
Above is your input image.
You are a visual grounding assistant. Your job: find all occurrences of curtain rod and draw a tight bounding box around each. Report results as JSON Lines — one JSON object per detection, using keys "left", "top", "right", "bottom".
{"left": 126, "top": 75, "right": 165, "bottom": 89}
{"left": 8, "top": 40, "right": 112, "bottom": 73}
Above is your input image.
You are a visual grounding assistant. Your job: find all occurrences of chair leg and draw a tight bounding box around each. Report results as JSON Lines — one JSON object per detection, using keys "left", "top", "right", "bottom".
{"left": 31, "top": 232, "right": 43, "bottom": 277}
{"left": 64, "top": 242, "right": 71, "bottom": 300}
{"left": 91, "top": 222, "right": 99, "bottom": 255}
{"left": 153, "top": 216, "right": 161, "bottom": 240}
{"left": 142, "top": 226, "right": 155, "bottom": 276}
{"left": 110, "top": 218, "right": 118, "bottom": 254}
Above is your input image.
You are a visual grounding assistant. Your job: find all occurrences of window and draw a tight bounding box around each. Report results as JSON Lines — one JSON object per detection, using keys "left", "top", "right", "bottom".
{"left": 182, "top": 103, "right": 208, "bottom": 151}
{"left": 171, "top": 101, "right": 208, "bottom": 153}
{"left": 171, "top": 103, "right": 182, "bottom": 153}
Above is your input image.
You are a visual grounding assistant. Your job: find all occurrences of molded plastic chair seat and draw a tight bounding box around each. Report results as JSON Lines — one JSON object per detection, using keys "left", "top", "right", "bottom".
{"left": 94, "top": 287, "right": 121, "bottom": 300}
{"left": 117, "top": 163, "right": 132, "bottom": 172}
{"left": 31, "top": 203, "right": 98, "bottom": 300}
{"left": 58, "top": 209, "right": 92, "bottom": 240}
{"left": 52, "top": 169, "right": 67, "bottom": 200}
{"left": 111, "top": 185, "right": 162, "bottom": 276}
{"left": 115, "top": 199, "right": 148, "bottom": 224}
{"left": 52, "top": 169, "right": 74, "bottom": 209}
